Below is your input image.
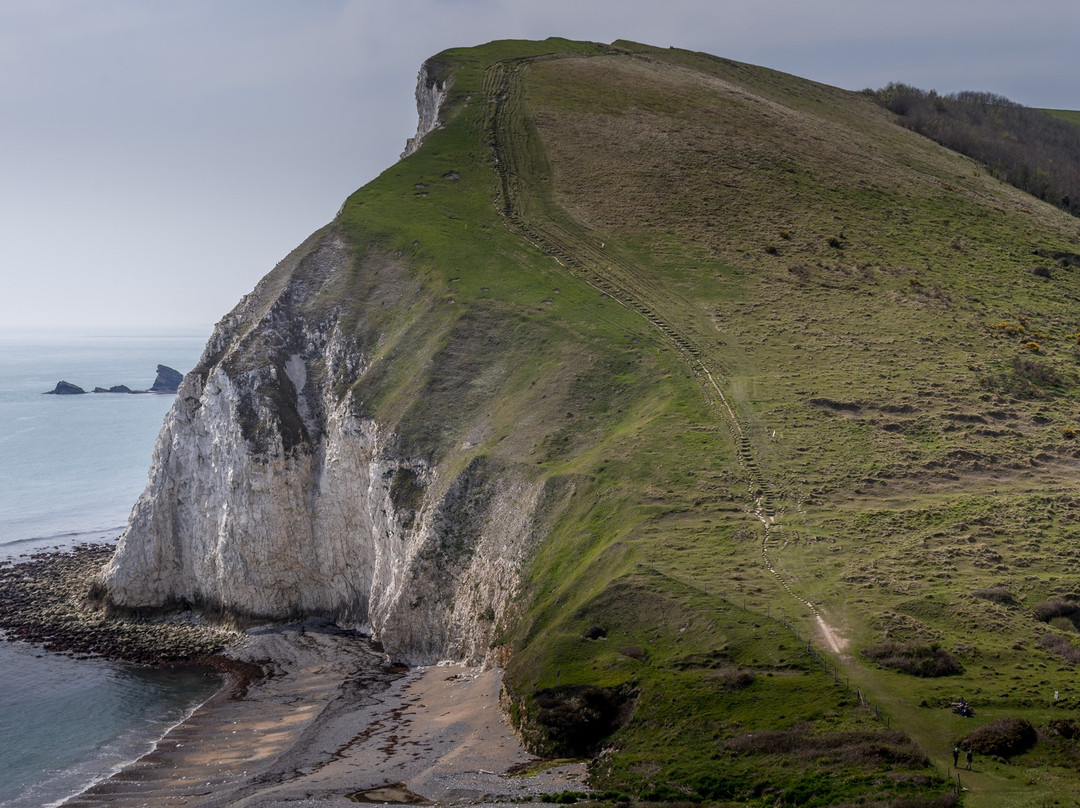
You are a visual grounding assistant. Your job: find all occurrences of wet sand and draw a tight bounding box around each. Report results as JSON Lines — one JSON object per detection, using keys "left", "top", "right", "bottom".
{"left": 61, "top": 620, "right": 587, "bottom": 807}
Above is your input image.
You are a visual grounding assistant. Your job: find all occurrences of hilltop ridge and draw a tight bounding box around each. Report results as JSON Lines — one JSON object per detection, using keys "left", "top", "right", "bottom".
{"left": 96, "top": 38, "right": 1080, "bottom": 806}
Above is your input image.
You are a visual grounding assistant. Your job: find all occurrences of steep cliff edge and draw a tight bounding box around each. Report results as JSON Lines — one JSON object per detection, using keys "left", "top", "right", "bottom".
{"left": 98, "top": 43, "right": 629, "bottom": 667}
{"left": 98, "top": 228, "right": 558, "bottom": 665}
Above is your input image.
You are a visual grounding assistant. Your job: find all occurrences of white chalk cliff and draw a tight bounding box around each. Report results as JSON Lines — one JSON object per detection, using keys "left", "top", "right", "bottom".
{"left": 98, "top": 69, "right": 553, "bottom": 666}
{"left": 401, "top": 61, "right": 450, "bottom": 159}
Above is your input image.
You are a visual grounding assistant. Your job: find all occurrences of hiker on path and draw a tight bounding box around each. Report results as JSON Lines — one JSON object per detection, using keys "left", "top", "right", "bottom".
{"left": 952, "top": 746, "right": 959, "bottom": 768}
{"left": 966, "top": 748, "right": 973, "bottom": 770}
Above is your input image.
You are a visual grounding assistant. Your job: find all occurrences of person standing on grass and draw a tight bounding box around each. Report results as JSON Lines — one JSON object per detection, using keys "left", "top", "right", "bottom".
{"left": 966, "top": 748, "right": 973, "bottom": 770}
{"left": 952, "top": 746, "right": 960, "bottom": 768}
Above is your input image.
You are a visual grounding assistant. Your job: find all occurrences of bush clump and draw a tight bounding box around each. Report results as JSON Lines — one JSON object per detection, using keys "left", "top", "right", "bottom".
{"left": 532, "top": 684, "right": 632, "bottom": 756}
{"left": 1045, "top": 718, "right": 1080, "bottom": 739}
{"left": 724, "top": 728, "right": 928, "bottom": 767}
{"left": 1037, "top": 633, "right": 1080, "bottom": 664}
{"left": 1032, "top": 597, "right": 1080, "bottom": 628}
{"left": 863, "top": 642, "right": 963, "bottom": 677}
{"left": 972, "top": 586, "right": 1017, "bottom": 606}
{"left": 581, "top": 624, "right": 607, "bottom": 640}
{"left": 716, "top": 668, "right": 756, "bottom": 690}
{"left": 961, "top": 717, "right": 1037, "bottom": 758}
{"left": 982, "top": 356, "right": 1069, "bottom": 398}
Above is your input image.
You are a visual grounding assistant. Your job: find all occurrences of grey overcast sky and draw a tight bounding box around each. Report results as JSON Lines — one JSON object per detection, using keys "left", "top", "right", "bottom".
{"left": 3, "top": 0, "right": 1079, "bottom": 332}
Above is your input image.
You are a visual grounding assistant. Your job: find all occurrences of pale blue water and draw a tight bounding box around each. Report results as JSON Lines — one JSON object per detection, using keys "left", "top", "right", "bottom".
{"left": 0, "top": 329, "right": 222, "bottom": 807}
{"left": 0, "top": 330, "right": 207, "bottom": 553}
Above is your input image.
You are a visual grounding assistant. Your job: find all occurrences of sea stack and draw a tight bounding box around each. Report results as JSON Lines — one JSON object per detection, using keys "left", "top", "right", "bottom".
{"left": 44, "top": 380, "right": 86, "bottom": 395}
{"left": 149, "top": 365, "right": 184, "bottom": 393}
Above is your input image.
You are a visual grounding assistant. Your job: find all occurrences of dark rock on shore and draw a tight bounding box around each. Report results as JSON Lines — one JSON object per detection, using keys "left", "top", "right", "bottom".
{"left": 150, "top": 364, "right": 184, "bottom": 393}
{"left": 0, "top": 544, "right": 237, "bottom": 665}
{"left": 45, "top": 380, "right": 86, "bottom": 395}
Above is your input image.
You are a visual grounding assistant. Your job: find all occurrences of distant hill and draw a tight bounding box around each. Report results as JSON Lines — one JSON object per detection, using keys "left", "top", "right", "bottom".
{"left": 101, "top": 38, "right": 1080, "bottom": 806}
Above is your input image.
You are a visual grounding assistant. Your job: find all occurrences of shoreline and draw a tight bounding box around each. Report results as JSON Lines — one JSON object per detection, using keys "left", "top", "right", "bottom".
{"left": 3, "top": 547, "right": 589, "bottom": 807}
{"left": 43, "top": 684, "right": 222, "bottom": 808}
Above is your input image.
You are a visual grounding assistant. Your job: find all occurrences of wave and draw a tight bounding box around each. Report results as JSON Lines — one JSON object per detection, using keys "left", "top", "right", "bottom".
{"left": 41, "top": 686, "right": 221, "bottom": 808}
{"left": 0, "top": 527, "right": 123, "bottom": 562}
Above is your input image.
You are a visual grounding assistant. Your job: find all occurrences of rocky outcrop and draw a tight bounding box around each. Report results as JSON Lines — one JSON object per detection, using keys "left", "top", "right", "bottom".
{"left": 46, "top": 367, "right": 182, "bottom": 395}
{"left": 150, "top": 365, "right": 183, "bottom": 393}
{"left": 97, "top": 232, "right": 551, "bottom": 666}
{"left": 400, "top": 59, "right": 451, "bottom": 158}
{"left": 45, "top": 380, "right": 86, "bottom": 395}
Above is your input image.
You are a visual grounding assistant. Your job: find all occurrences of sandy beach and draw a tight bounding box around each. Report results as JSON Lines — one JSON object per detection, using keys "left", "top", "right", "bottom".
{"left": 60, "top": 619, "right": 588, "bottom": 807}
{"left": 0, "top": 547, "right": 587, "bottom": 807}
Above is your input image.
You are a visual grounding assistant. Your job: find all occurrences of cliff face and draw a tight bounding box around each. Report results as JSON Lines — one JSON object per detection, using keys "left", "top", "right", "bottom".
{"left": 99, "top": 201, "right": 548, "bottom": 667}
{"left": 400, "top": 60, "right": 450, "bottom": 159}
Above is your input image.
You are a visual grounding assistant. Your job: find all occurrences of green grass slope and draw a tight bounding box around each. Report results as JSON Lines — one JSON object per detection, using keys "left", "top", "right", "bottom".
{"left": 334, "top": 37, "right": 1080, "bottom": 807}
{"left": 1044, "top": 108, "right": 1080, "bottom": 127}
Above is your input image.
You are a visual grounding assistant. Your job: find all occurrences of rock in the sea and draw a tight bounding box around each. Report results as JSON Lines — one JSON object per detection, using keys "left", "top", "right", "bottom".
{"left": 45, "top": 380, "right": 86, "bottom": 395}
{"left": 149, "top": 365, "right": 183, "bottom": 393}
{"left": 94, "top": 385, "right": 134, "bottom": 394}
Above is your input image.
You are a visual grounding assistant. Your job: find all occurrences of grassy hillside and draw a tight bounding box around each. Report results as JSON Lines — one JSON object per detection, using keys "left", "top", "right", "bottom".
{"left": 336, "top": 38, "right": 1080, "bottom": 807}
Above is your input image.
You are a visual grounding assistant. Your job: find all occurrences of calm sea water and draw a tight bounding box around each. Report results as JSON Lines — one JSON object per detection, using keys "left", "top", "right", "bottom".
{"left": 0, "top": 329, "right": 222, "bottom": 807}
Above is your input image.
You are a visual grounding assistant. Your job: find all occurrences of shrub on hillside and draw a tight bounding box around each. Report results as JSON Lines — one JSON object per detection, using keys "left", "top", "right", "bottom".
{"left": 724, "top": 728, "right": 927, "bottom": 766}
{"left": 1045, "top": 718, "right": 1080, "bottom": 739}
{"left": 1037, "top": 633, "right": 1080, "bottom": 664}
{"left": 1032, "top": 597, "right": 1080, "bottom": 628}
{"left": 716, "top": 668, "right": 756, "bottom": 690}
{"left": 972, "top": 586, "right": 1017, "bottom": 606}
{"left": 873, "top": 796, "right": 958, "bottom": 808}
{"left": 862, "top": 642, "right": 963, "bottom": 677}
{"left": 960, "top": 717, "right": 1037, "bottom": 758}
{"left": 1014, "top": 355, "right": 1064, "bottom": 385}
{"left": 532, "top": 684, "right": 632, "bottom": 756}
{"left": 982, "top": 356, "right": 1069, "bottom": 399}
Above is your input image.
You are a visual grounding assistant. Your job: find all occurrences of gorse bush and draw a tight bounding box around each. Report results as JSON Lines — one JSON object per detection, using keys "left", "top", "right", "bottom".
{"left": 982, "top": 355, "right": 1070, "bottom": 399}
{"left": 863, "top": 642, "right": 963, "bottom": 677}
{"left": 972, "top": 586, "right": 1017, "bottom": 606}
{"left": 961, "top": 717, "right": 1037, "bottom": 758}
{"left": 532, "top": 684, "right": 632, "bottom": 756}
{"left": 1032, "top": 597, "right": 1080, "bottom": 627}
{"left": 1045, "top": 718, "right": 1080, "bottom": 739}
{"left": 1037, "top": 633, "right": 1080, "bottom": 664}
{"left": 724, "top": 728, "right": 929, "bottom": 766}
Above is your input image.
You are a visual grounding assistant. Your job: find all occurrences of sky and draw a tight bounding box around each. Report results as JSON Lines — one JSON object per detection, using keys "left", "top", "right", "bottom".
{"left": 3, "top": 0, "right": 1079, "bottom": 333}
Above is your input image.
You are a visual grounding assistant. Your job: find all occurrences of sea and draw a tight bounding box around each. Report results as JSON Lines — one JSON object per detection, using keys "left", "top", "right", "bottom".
{"left": 0, "top": 329, "right": 223, "bottom": 807}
